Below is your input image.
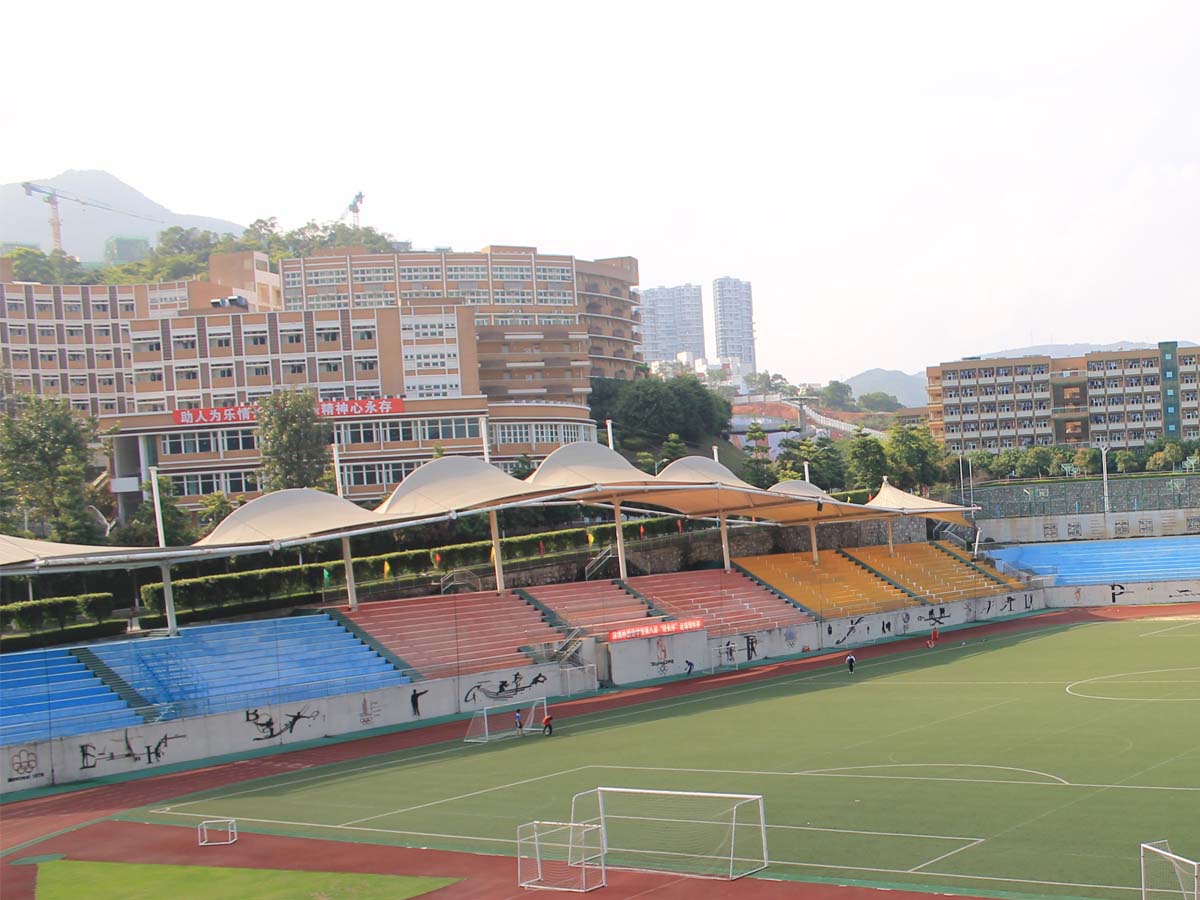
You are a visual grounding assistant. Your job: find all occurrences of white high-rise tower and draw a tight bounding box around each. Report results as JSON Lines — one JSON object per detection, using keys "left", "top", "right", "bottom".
{"left": 712, "top": 276, "right": 755, "bottom": 373}
{"left": 638, "top": 284, "right": 705, "bottom": 363}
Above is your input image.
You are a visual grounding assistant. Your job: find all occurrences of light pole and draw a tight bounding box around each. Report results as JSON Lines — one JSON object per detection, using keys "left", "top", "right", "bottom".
{"left": 654, "top": 459, "right": 669, "bottom": 475}
{"left": 958, "top": 454, "right": 966, "bottom": 507}
{"left": 1099, "top": 445, "right": 1111, "bottom": 533}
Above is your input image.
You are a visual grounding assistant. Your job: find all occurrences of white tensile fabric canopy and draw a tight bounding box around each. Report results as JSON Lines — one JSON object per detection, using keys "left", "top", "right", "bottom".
{"left": 0, "top": 443, "right": 977, "bottom": 634}
{"left": 866, "top": 477, "right": 975, "bottom": 528}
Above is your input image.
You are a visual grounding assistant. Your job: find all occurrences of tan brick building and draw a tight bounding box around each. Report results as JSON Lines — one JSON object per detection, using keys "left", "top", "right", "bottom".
{"left": 2, "top": 243, "right": 639, "bottom": 518}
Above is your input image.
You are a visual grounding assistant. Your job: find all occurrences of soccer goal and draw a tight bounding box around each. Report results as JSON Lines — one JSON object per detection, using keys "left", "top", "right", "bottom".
{"left": 517, "top": 820, "right": 606, "bottom": 892}
{"left": 570, "top": 787, "right": 767, "bottom": 879}
{"left": 464, "top": 697, "right": 548, "bottom": 743}
{"left": 1142, "top": 841, "right": 1199, "bottom": 900}
{"left": 709, "top": 643, "right": 744, "bottom": 673}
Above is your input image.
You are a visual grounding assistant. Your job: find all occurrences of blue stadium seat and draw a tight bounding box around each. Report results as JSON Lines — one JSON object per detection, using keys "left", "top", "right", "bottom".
{"left": 991, "top": 535, "right": 1200, "bottom": 586}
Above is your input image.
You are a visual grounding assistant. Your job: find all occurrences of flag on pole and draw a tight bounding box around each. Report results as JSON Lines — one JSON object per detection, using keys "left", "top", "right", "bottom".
{"left": 323, "top": 568, "right": 332, "bottom": 584}
{"left": 639, "top": 524, "right": 646, "bottom": 539}
{"left": 587, "top": 530, "right": 595, "bottom": 545}
{"left": 489, "top": 544, "right": 495, "bottom": 561}
{"left": 383, "top": 560, "right": 391, "bottom": 578}
{"left": 677, "top": 519, "right": 684, "bottom": 533}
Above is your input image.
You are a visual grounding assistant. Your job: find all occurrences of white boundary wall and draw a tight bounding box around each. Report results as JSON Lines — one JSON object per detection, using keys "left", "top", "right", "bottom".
{"left": 1043, "top": 578, "right": 1200, "bottom": 608}
{"left": 1, "top": 659, "right": 575, "bottom": 795}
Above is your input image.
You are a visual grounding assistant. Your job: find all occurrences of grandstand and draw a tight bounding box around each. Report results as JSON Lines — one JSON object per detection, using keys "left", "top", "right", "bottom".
{"left": 846, "top": 542, "right": 1015, "bottom": 601}
{"left": 625, "top": 570, "right": 814, "bottom": 635}
{"left": 736, "top": 551, "right": 917, "bottom": 618}
{"left": 523, "top": 581, "right": 665, "bottom": 635}
{"left": 0, "top": 648, "right": 146, "bottom": 745}
{"left": 89, "top": 615, "right": 409, "bottom": 720}
{"left": 346, "top": 590, "right": 564, "bottom": 678}
{"left": 990, "top": 534, "right": 1200, "bottom": 586}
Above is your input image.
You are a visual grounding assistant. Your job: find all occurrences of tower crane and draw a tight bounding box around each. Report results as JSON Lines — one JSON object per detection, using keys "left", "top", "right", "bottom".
{"left": 21, "top": 182, "right": 167, "bottom": 254}
{"left": 340, "top": 192, "right": 365, "bottom": 228}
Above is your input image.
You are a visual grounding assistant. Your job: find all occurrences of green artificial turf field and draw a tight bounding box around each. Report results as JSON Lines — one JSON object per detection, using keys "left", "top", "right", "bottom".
{"left": 34, "top": 859, "right": 456, "bottom": 900}
{"left": 125, "top": 616, "right": 1200, "bottom": 900}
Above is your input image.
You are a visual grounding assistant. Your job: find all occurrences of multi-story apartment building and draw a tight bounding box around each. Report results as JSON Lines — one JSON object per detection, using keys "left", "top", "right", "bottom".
{"left": 1, "top": 245, "right": 628, "bottom": 517}
{"left": 926, "top": 341, "right": 1199, "bottom": 453}
{"left": 712, "top": 276, "right": 755, "bottom": 373}
{"left": 279, "top": 245, "right": 641, "bottom": 401}
{"left": 638, "top": 284, "right": 705, "bottom": 363}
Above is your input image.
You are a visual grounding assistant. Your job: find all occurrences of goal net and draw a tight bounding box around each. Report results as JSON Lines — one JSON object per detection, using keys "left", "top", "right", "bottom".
{"left": 1142, "top": 841, "right": 1199, "bottom": 900}
{"left": 517, "top": 821, "right": 606, "bottom": 892}
{"left": 709, "top": 643, "right": 744, "bottom": 674}
{"left": 464, "top": 697, "right": 548, "bottom": 743}
{"left": 570, "top": 787, "right": 767, "bottom": 879}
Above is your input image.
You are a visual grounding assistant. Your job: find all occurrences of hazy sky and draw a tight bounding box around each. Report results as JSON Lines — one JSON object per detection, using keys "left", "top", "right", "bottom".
{"left": 4, "top": 1, "right": 1197, "bottom": 383}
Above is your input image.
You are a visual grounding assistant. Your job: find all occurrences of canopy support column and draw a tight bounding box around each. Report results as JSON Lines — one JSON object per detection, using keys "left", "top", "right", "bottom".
{"left": 342, "top": 537, "right": 358, "bottom": 611}
{"left": 489, "top": 509, "right": 505, "bottom": 593}
{"left": 808, "top": 523, "right": 819, "bottom": 566}
{"left": 719, "top": 512, "right": 731, "bottom": 572}
{"left": 160, "top": 563, "right": 179, "bottom": 637}
{"left": 887, "top": 519, "right": 895, "bottom": 557}
{"left": 613, "top": 500, "right": 628, "bottom": 580}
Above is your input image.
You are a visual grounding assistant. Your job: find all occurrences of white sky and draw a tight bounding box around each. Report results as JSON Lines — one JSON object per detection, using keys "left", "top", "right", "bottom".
{"left": 3, "top": 0, "right": 1197, "bottom": 383}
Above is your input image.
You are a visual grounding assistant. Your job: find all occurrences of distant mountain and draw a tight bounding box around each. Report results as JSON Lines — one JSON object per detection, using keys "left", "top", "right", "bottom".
{"left": 844, "top": 368, "right": 928, "bottom": 408}
{"left": 0, "top": 170, "right": 243, "bottom": 262}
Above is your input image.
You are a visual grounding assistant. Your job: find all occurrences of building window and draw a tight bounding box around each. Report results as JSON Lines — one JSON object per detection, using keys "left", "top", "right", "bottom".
{"left": 223, "top": 429, "right": 256, "bottom": 451}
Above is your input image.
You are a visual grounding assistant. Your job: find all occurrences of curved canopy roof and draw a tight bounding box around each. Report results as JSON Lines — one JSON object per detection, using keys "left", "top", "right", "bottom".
{"left": 526, "top": 442, "right": 658, "bottom": 492}
{"left": 0, "top": 533, "right": 147, "bottom": 567}
{"left": 376, "top": 455, "right": 561, "bottom": 519}
{"left": 195, "top": 488, "right": 384, "bottom": 547}
{"left": 865, "top": 477, "right": 975, "bottom": 527}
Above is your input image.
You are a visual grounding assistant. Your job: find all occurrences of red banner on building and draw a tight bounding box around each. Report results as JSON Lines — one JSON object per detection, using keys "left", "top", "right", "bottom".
{"left": 172, "top": 397, "right": 406, "bottom": 426}
{"left": 607, "top": 618, "right": 705, "bottom": 643}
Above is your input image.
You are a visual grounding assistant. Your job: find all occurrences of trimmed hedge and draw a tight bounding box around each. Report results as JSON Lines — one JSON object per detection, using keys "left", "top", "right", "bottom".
{"left": 0, "top": 593, "right": 115, "bottom": 633}
{"left": 1, "top": 621, "right": 127, "bottom": 652}
{"left": 830, "top": 489, "right": 871, "bottom": 504}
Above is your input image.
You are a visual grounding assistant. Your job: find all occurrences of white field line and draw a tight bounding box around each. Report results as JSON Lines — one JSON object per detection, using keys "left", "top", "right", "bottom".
{"left": 141, "top": 805, "right": 1145, "bottom": 896}
{"left": 1139, "top": 619, "right": 1200, "bottom": 637}
{"left": 799, "top": 763, "right": 1069, "bottom": 784}
{"left": 594, "top": 762, "right": 1200, "bottom": 792}
{"left": 153, "top": 631, "right": 1028, "bottom": 812}
{"left": 765, "top": 822, "right": 979, "bottom": 842}
{"left": 339, "top": 766, "right": 590, "bottom": 826}
{"left": 907, "top": 837, "right": 986, "bottom": 872}
{"left": 1066, "top": 667, "right": 1200, "bottom": 701}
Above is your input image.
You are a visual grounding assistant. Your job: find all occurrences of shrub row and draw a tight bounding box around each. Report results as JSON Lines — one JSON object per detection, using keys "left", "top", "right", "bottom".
{"left": 0, "top": 593, "right": 116, "bottom": 633}
{"left": 0, "top": 621, "right": 127, "bottom": 652}
{"left": 139, "top": 516, "right": 694, "bottom": 612}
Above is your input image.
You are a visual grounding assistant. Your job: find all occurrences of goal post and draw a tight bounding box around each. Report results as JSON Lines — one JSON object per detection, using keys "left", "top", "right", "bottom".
{"left": 464, "top": 697, "right": 548, "bottom": 743}
{"left": 570, "top": 787, "right": 767, "bottom": 879}
{"left": 1142, "top": 841, "right": 1199, "bottom": 900}
{"left": 517, "top": 821, "right": 606, "bottom": 892}
{"left": 709, "top": 643, "right": 743, "bottom": 674}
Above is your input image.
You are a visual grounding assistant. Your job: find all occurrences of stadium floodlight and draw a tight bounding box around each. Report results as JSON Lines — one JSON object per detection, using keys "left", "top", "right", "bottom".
{"left": 517, "top": 820, "right": 606, "bottom": 892}
{"left": 570, "top": 787, "right": 767, "bottom": 879}
{"left": 464, "top": 697, "right": 548, "bottom": 743}
{"left": 1142, "top": 841, "right": 1199, "bottom": 900}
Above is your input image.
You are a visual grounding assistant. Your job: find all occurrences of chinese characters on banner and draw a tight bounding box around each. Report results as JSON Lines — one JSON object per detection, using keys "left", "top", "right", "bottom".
{"left": 172, "top": 397, "right": 406, "bottom": 426}
{"left": 607, "top": 618, "right": 705, "bottom": 643}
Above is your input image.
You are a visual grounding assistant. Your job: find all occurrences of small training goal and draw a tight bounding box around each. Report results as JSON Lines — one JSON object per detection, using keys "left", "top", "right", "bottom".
{"left": 570, "top": 787, "right": 767, "bottom": 880}
{"left": 464, "top": 697, "right": 548, "bottom": 743}
{"left": 1142, "top": 841, "right": 1199, "bottom": 900}
{"left": 517, "top": 821, "right": 607, "bottom": 892}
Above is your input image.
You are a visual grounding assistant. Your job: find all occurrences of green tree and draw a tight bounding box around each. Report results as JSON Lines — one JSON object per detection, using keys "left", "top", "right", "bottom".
{"left": 613, "top": 379, "right": 685, "bottom": 444}
{"left": 1114, "top": 450, "right": 1140, "bottom": 474}
{"left": 1073, "top": 448, "right": 1100, "bottom": 475}
{"left": 0, "top": 396, "right": 98, "bottom": 532}
{"left": 857, "top": 392, "right": 902, "bottom": 412}
{"left": 739, "top": 422, "right": 776, "bottom": 488}
{"left": 110, "top": 476, "right": 196, "bottom": 547}
{"left": 990, "top": 448, "right": 1023, "bottom": 479}
{"left": 49, "top": 449, "right": 102, "bottom": 544}
{"left": 819, "top": 381, "right": 855, "bottom": 410}
{"left": 634, "top": 451, "right": 657, "bottom": 474}
{"left": 658, "top": 433, "right": 688, "bottom": 464}
{"left": 775, "top": 433, "right": 845, "bottom": 490}
{"left": 1016, "top": 446, "right": 1054, "bottom": 479}
{"left": 510, "top": 454, "right": 538, "bottom": 480}
{"left": 198, "top": 492, "right": 237, "bottom": 537}
{"left": 255, "top": 390, "right": 333, "bottom": 491}
{"left": 885, "top": 425, "right": 943, "bottom": 490}
{"left": 666, "top": 375, "right": 729, "bottom": 441}
{"left": 6, "top": 247, "right": 53, "bottom": 282}
{"left": 845, "top": 428, "right": 888, "bottom": 491}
